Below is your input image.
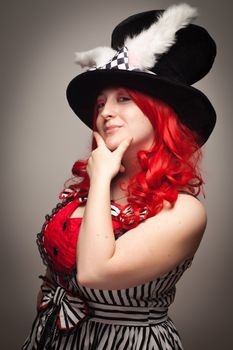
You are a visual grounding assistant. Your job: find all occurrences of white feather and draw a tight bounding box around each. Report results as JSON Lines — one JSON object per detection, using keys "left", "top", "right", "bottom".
{"left": 75, "top": 47, "right": 116, "bottom": 68}
{"left": 125, "top": 3, "right": 198, "bottom": 70}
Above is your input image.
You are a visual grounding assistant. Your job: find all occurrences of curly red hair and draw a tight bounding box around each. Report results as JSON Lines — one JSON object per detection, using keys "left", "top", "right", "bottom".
{"left": 66, "top": 88, "right": 204, "bottom": 227}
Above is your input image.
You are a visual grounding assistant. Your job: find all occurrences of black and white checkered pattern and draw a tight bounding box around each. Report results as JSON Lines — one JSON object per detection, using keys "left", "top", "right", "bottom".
{"left": 89, "top": 46, "right": 131, "bottom": 72}
{"left": 104, "top": 46, "right": 129, "bottom": 70}
{"left": 88, "top": 46, "right": 156, "bottom": 75}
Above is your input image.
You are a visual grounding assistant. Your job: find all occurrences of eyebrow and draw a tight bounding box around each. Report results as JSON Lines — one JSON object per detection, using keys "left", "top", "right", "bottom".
{"left": 96, "top": 94, "right": 105, "bottom": 100}
{"left": 97, "top": 88, "right": 128, "bottom": 99}
{"left": 96, "top": 91, "right": 106, "bottom": 100}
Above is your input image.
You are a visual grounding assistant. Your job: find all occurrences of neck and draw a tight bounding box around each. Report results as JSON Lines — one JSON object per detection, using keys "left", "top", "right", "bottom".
{"left": 111, "top": 194, "right": 128, "bottom": 202}
{"left": 110, "top": 146, "right": 143, "bottom": 201}
{"left": 110, "top": 169, "right": 135, "bottom": 203}
{"left": 121, "top": 147, "right": 141, "bottom": 177}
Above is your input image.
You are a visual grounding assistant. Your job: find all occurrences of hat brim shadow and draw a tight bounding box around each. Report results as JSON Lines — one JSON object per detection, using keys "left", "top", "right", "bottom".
{"left": 66, "top": 69, "right": 216, "bottom": 146}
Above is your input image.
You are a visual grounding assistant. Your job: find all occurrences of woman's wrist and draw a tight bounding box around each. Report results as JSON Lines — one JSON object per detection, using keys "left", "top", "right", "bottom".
{"left": 88, "top": 175, "right": 112, "bottom": 209}
{"left": 90, "top": 173, "right": 112, "bottom": 186}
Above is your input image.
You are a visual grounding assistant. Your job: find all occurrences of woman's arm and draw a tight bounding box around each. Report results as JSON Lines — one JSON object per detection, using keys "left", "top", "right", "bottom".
{"left": 76, "top": 132, "right": 206, "bottom": 289}
{"left": 77, "top": 186, "right": 206, "bottom": 290}
{"left": 77, "top": 174, "right": 116, "bottom": 284}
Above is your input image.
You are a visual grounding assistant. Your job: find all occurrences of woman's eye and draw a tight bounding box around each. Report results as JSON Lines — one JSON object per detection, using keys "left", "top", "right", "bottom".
{"left": 96, "top": 101, "right": 105, "bottom": 110}
{"left": 118, "top": 96, "right": 131, "bottom": 102}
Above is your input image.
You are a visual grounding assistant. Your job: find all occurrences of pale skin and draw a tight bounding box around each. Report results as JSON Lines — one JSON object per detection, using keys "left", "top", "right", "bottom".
{"left": 75, "top": 87, "right": 207, "bottom": 290}
{"left": 37, "top": 87, "right": 207, "bottom": 305}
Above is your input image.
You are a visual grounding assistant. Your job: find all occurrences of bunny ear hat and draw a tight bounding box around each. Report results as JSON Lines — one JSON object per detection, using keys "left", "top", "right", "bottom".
{"left": 66, "top": 3, "right": 217, "bottom": 145}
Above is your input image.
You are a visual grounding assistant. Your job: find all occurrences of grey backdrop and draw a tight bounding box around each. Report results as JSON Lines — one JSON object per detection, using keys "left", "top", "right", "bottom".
{"left": 1, "top": 0, "right": 232, "bottom": 349}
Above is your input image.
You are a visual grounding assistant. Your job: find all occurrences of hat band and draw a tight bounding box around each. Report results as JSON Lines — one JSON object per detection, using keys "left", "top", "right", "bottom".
{"left": 88, "top": 46, "right": 156, "bottom": 75}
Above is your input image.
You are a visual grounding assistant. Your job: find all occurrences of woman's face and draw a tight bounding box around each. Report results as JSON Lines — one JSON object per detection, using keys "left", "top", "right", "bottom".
{"left": 95, "top": 87, "right": 155, "bottom": 151}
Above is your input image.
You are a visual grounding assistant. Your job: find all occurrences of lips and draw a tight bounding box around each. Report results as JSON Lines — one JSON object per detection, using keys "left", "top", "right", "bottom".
{"left": 104, "top": 125, "right": 122, "bottom": 133}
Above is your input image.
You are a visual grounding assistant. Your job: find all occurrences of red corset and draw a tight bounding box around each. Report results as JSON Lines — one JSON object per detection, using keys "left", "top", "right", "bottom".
{"left": 37, "top": 196, "right": 126, "bottom": 276}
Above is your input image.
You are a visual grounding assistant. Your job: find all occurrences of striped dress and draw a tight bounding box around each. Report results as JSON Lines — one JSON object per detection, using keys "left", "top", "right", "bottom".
{"left": 22, "top": 194, "right": 193, "bottom": 350}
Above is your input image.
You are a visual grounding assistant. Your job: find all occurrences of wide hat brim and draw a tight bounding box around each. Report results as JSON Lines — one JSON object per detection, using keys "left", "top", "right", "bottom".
{"left": 66, "top": 68, "right": 216, "bottom": 146}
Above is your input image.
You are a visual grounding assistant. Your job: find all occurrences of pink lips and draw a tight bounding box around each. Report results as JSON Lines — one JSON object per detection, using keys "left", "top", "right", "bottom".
{"left": 105, "top": 126, "right": 122, "bottom": 134}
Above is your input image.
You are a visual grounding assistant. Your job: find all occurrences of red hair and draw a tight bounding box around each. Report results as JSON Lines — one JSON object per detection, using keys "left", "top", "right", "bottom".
{"left": 66, "top": 88, "right": 204, "bottom": 227}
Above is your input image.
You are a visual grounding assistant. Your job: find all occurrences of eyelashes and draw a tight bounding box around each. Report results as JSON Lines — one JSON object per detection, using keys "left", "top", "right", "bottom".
{"left": 118, "top": 96, "right": 131, "bottom": 102}
{"left": 96, "top": 101, "right": 105, "bottom": 110}
{"left": 96, "top": 96, "right": 131, "bottom": 111}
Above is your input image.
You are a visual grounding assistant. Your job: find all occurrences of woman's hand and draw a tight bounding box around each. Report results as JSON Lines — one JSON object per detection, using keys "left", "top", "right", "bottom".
{"left": 87, "top": 132, "right": 133, "bottom": 181}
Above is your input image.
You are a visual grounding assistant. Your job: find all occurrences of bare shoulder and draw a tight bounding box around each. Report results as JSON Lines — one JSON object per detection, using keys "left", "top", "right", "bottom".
{"left": 80, "top": 193, "right": 207, "bottom": 288}
{"left": 117, "top": 192, "right": 207, "bottom": 258}
{"left": 174, "top": 193, "right": 207, "bottom": 229}
{"left": 159, "top": 192, "right": 207, "bottom": 244}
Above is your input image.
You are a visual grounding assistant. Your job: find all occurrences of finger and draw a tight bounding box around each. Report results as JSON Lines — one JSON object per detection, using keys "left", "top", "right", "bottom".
{"left": 93, "top": 131, "right": 106, "bottom": 147}
{"left": 114, "top": 137, "right": 133, "bottom": 156}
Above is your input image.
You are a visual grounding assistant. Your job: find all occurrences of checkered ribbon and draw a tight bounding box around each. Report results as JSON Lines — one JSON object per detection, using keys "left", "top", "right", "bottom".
{"left": 89, "top": 46, "right": 155, "bottom": 75}
{"left": 89, "top": 46, "right": 133, "bottom": 71}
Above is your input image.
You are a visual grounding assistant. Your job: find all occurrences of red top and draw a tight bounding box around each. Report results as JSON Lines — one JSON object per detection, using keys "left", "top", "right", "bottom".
{"left": 37, "top": 190, "right": 148, "bottom": 279}
{"left": 40, "top": 197, "right": 126, "bottom": 274}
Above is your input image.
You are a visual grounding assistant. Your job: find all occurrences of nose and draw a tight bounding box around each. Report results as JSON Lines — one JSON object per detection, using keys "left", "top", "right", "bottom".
{"left": 100, "top": 99, "right": 117, "bottom": 120}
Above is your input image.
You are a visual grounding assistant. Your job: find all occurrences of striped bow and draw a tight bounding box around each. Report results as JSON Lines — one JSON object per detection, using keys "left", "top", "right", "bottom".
{"left": 38, "top": 280, "right": 89, "bottom": 331}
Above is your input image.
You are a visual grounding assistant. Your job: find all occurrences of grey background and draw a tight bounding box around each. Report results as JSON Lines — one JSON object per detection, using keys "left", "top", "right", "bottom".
{"left": 1, "top": 0, "right": 232, "bottom": 349}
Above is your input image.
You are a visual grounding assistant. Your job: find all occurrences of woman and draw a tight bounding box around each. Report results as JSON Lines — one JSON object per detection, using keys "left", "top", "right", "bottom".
{"left": 22, "top": 3, "right": 216, "bottom": 349}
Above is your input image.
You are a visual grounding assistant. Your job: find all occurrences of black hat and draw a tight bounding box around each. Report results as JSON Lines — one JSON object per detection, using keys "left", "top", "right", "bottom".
{"left": 66, "top": 3, "right": 217, "bottom": 145}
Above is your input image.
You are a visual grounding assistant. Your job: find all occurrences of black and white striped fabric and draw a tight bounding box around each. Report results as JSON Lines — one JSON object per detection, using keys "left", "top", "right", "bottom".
{"left": 22, "top": 254, "right": 193, "bottom": 349}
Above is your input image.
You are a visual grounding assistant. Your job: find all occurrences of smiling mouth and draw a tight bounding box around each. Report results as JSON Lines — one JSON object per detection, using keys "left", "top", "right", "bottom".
{"left": 105, "top": 126, "right": 122, "bottom": 134}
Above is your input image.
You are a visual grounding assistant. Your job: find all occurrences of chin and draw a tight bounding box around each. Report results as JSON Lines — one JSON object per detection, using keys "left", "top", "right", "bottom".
{"left": 105, "top": 139, "right": 120, "bottom": 151}
{"left": 104, "top": 131, "right": 130, "bottom": 150}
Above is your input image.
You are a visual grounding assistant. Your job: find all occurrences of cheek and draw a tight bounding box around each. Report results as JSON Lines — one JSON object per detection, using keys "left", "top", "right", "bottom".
{"left": 133, "top": 119, "right": 155, "bottom": 141}
{"left": 95, "top": 118, "right": 102, "bottom": 132}
{"left": 134, "top": 116, "right": 152, "bottom": 131}
{"left": 141, "top": 116, "right": 154, "bottom": 132}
